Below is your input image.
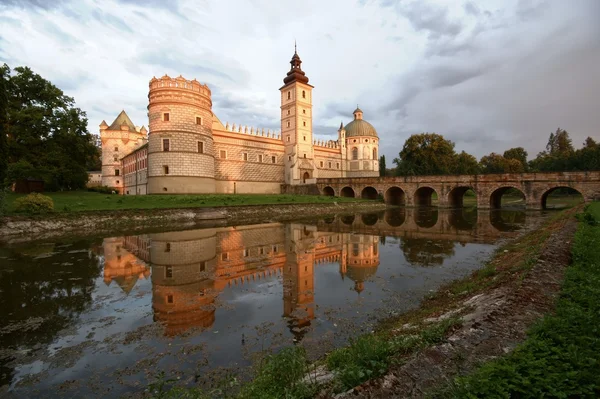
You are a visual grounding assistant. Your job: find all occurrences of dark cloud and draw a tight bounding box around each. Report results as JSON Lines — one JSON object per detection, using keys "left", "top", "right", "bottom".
{"left": 380, "top": 1, "right": 463, "bottom": 39}
{"left": 463, "top": 2, "right": 480, "bottom": 16}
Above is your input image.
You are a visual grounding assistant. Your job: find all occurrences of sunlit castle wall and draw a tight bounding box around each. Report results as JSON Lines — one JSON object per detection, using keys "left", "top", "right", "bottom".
{"left": 147, "top": 75, "right": 216, "bottom": 194}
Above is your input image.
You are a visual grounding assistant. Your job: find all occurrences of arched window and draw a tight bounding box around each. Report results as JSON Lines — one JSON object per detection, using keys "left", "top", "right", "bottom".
{"left": 363, "top": 147, "right": 370, "bottom": 159}
{"left": 373, "top": 147, "right": 377, "bottom": 159}
{"left": 287, "top": 91, "right": 291, "bottom": 100}
{"left": 302, "top": 90, "right": 306, "bottom": 99}
{"left": 352, "top": 147, "right": 358, "bottom": 160}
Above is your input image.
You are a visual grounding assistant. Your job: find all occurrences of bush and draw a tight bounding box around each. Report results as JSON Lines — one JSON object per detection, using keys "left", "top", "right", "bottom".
{"left": 13, "top": 192, "right": 54, "bottom": 214}
{"left": 88, "top": 185, "right": 114, "bottom": 194}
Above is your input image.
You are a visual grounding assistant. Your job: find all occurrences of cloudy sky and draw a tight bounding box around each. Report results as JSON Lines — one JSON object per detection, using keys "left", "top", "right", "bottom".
{"left": 1, "top": 0, "right": 598, "bottom": 161}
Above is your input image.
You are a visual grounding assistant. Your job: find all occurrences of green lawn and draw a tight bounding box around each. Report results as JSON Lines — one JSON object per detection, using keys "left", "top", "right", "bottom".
{"left": 4, "top": 191, "right": 366, "bottom": 214}
{"left": 442, "top": 202, "right": 600, "bottom": 398}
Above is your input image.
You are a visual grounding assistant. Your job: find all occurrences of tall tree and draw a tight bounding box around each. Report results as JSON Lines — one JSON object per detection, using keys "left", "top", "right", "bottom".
{"left": 503, "top": 147, "right": 528, "bottom": 171}
{"left": 379, "top": 155, "right": 387, "bottom": 177}
{"left": 4, "top": 65, "right": 97, "bottom": 190}
{"left": 546, "top": 128, "right": 574, "bottom": 155}
{"left": 394, "top": 133, "right": 457, "bottom": 176}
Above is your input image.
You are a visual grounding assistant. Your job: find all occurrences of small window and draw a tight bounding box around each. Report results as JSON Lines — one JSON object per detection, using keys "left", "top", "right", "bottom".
{"left": 243, "top": 152, "right": 248, "bottom": 161}
{"left": 163, "top": 187, "right": 167, "bottom": 192}
{"left": 303, "top": 154, "right": 306, "bottom": 158}
{"left": 303, "top": 109, "right": 306, "bottom": 114}
{"left": 167, "top": 294, "right": 174, "bottom": 304}
{"left": 328, "top": 162, "right": 332, "bottom": 168}
{"left": 163, "top": 165, "right": 169, "bottom": 175}
{"left": 258, "top": 154, "right": 263, "bottom": 163}
{"left": 113, "top": 155, "right": 118, "bottom": 161}
{"left": 163, "top": 113, "right": 170, "bottom": 122}
{"left": 302, "top": 90, "right": 305, "bottom": 98}
{"left": 288, "top": 156, "right": 292, "bottom": 161}
{"left": 115, "top": 169, "right": 120, "bottom": 176}
{"left": 271, "top": 156, "right": 276, "bottom": 164}
{"left": 272, "top": 245, "right": 278, "bottom": 253}
{"left": 166, "top": 266, "right": 173, "bottom": 278}
{"left": 200, "top": 261, "right": 206, "bottom": 272}
{"left": 116, "top": 180, "right": 119, "bottom": 184}
{"left": 165, "top": 243, "right": 170, "bottom": 252}
{"left": 352, "top": 147, "right": 358, "bottom": 160}
{"left": 198, "top": 141, "right": 204, "bottom": 153}
{"left": 303, "top": 121, "right": 306, "bottom": 127}
{"left": 286, "top": 136, "right": 290, "bottom": 142}
{"left": 243, "top": 249, "right": 249, "bottom": 257}
{"left": 196, "top": 116, "right": 202, "bottom": 125}
{"left": 114, "top": 146, "right": 118, "bottom": 152}
{"left": 163, "top": 138, "right": 170, "bottom": 152}
{"left": 303, "top": 136, "right": 306, "bottom": 141}
{"left": 259, "top": 247, "right": 264, "bottom": 255}
{"left": 320, "top": 161, "right": 324, "bottom": 168}
{"left": 287, "top": 121, "right": 290, "bottom": 128}
{"left": 336, "top": 162, "right": 340, "bottom": 169}
{"left": 287, "top": 91, "right": 291, "bottom": 100}
{"left": 287, "top": 109, "right": 290, "bottom": 115}
{"left": 221, "top": 252, "right": 229, "bottom": 261}
{"left": 220, "top": 150, "right": 227, "bottom": 159}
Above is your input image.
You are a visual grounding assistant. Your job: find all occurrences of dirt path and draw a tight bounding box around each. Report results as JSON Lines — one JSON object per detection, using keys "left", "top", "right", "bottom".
{"left": 338, "top": 209, "right": 578, "bottom": 398}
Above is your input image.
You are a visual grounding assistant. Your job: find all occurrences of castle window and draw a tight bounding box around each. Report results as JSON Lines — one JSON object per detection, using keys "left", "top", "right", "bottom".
{"left": 286, "top": 136, "right": 290, "bottom": 142}
{"left": 196, "top": 116, "right": 202, "bottom": 125}
{"left": 302, "top": 90, "right": 305, "bottom": 98}
{"left": 320, "top": 161, "right": 324, "bottom": 168}
{"left": 200, "top": 261, "right": 206, "bottom": 271}
{"left": 113, "top": 155, "right": 118, "bottom": 161}
{"left": 166, "top": 266, "right": 172, "bottom": 278}
{"left": 287, "top": 121, "right": 290, "bottom": 128}
{"left": 328, "top": 162, "right": 332, "bottom": 168}
{"left": 198, "top": 141, "right": 204, "bottom": 153}
{"left": 163, "top": 113, "right": 170, "bottom": 122}
{"left": 220, "top": 150, "right": 227, "bottom": 159}
{"left": 163, "top": 165, "right": 169, "bottom": 175}
{"left": 115, "top": 169, "right": 120, "bottom": 176}
{"left": 373, "top": 244, "right": 378, "bottom": 256}
{"left": 162, "top": 138, "right": 170, "bottom": 152}
{"left": 163, "top": 187, "right": 167, "bottom": 192}
{"left": 287, "top": 109, "right": 290, "bottom": 115}
{"left": 258, "top": 154, "right": 263, "bottom": 163}
{"left": 165, "top": 243, "right": 170, "bottom": 252}
{"left": 272, "top": 245, "right": 278, "bottom": 253}
{"left": 259, "top": 247, "right": 264, "bottom": 255}
{"left": 242, "top": 152, "right": 248, "bottom": 161}
{"left": 303, "top": 154, "right": 307, "bottom": 158}
{"left": 116, "top": 180, "right": 119, "bottom": 184}
{"left": 336, "top": 162, "right": 340, "bottom": 169}
{"left": 271, "top": 156, "right": 276, "bottom": 164}
{"left": 373, "top": 148, "right": 377, "bottom": 159}
{"left": 114, "top": 146, "right": 118, "bottom": 152}
{"left": 303, "top": 109, "right": 306, "bottom": 114}
{"left": 221, "top": 252, "right": 229, "bottom": 261}
{"left": 243, "top": 249, "right": 249, "bottom": 257}
{"left": 352, "top": 147, "right": 358, "bottom": 160}
{"left": 303, "top": 136, "right": 306, "bottom": 141}
{"left": 353, "top": 243, "right": 360, "bottom": 256}
{"left": 288, "top": 156, "right": 291, "bottom": 161}
{"left": 167, "top": 295, "right": 174, "bottom": 304}
{"left": 303, "top": 121, "right": 306, "bottom": 127}
{"left": 287, "top": 91, "right": 291, "bottom": 100}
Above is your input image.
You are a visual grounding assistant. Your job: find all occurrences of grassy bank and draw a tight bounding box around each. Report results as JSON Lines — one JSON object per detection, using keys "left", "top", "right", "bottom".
{"left": 438, "top": 202, "right": 600, "bottom": 398}
{"left": 4, "top": 191, "right": 365, "bottom": 215}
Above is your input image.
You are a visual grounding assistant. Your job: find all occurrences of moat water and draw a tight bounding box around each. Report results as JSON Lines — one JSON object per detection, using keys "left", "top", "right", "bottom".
{"left": 0, "top": 208, "right": 542, "bottom": 397}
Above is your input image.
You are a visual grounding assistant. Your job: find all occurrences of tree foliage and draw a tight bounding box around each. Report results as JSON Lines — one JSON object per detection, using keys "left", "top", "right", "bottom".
{"left": 503, "top": 147, "right": 528, "bottom": 171}
{"left": 3, "top": 64, "right": 98, "bottom": 191}
{"left": 480, "top": 152, "right": 525, "bottom": 174}
{"left": 530, "top": 129, "right": 600, "bottom": 172}
{"left": 379, "top": 155, "right": 387, "bottom": 177}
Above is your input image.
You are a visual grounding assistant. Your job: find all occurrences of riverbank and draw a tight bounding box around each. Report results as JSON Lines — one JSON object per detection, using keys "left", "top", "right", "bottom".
{"left": 157, "top": 205, "right": 585, "bottom": 398}
{"left": 0, "top": 201, "right": 388, "bottom": 243}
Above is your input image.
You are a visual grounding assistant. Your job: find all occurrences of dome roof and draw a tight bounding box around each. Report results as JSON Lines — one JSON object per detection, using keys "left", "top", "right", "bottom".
{"left": 344, "top": 119, "right": 378, "bottom": 138}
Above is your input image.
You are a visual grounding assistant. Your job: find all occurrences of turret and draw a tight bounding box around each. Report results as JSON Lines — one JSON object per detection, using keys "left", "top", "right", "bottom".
{"left": 147, "top": 75, "right": 216, "bottom": 194}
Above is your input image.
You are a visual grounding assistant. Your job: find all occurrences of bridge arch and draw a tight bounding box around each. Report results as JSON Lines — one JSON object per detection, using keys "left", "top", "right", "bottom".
{"left": 340, "top": 186, "right": 355, "bottom": 198}
{"left": 385, "top": 186, "right": 406, "bottom": 205}
{"left": 448, "top": 186, "right": 476, "bottom": 208}
{"left": 415, "top": 207, "right": 439, "bottom": 228}
{"left": 541, "top": 186, "right": 583, "bottom": 209}
{"left": 341, "top": 215, "right": 355, "bottom": 225}
{"left": 361, "top": 213, "right": 379, "bottom": 226}
{"left": 322, "top": 186, "right": 335, "bottom": 196}
{"left": 490, "top": 186, "right": 525, "bottom": 209}
{"left": 414, "top": 186, "right": 437, "bottom": 206}
{"left": 361, "top": 186, "right": 378, "bottom": 200}
{"left": 384, "top": 208, "right": 406, "bottom": 227}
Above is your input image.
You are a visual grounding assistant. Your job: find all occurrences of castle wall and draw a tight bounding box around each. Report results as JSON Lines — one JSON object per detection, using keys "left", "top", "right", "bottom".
{"left": 123, "top": 145, "right": 148, "bottom": 195}
{"left": 101, "top": 130, "right": 145, "bottom": 193}
{"left": 314, "top": 146, "right": 344, "bottom": 178}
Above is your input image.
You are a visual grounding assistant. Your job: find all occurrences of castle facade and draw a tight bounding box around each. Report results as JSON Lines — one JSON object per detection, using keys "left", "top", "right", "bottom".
{"left": 100, "top": 49, "right": 380, "bottom": 195}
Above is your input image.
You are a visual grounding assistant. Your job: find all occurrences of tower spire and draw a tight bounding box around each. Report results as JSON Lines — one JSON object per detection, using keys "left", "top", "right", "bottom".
{"left": 294, "top": 40, "right": 297, "bottom": 54}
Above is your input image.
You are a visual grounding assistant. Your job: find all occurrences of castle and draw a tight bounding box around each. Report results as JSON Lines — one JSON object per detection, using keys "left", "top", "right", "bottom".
{"left": 100, "top": 48, "right": 380, "bottom": 194}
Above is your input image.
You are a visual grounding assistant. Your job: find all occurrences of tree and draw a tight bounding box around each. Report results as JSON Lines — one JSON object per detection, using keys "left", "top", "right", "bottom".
{"left": 503, "top": 147, "right": 528, "bottom": 171}
{"left": 546, "top": 128, "right": 574, "bottom": 155}
{"left": 453, "top": 151, "right": 479, "bottom": 175}
{"left": 479, "top": 152, "right": 524, "bottom": 174}
{"left": 0, "top": 64, "right": 8, "bottom": 187}
{"left": 379, "top": 155, "right": 387, "bottom": 177}
{"left": 394, "top": 133, "right": 457, "bottom": 176}
{"left": 4, "top": 65, "right": 97, "bottom": 190}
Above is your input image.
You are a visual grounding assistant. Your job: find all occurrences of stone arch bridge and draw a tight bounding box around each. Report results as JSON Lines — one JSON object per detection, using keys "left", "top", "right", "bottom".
{"left": 317, "top": 171, "right": 600, "bottom": 210}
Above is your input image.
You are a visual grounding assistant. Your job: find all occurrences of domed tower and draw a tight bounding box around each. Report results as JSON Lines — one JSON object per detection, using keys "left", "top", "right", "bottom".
{"left": 343, "top": 235, "right": 380, "bottom": 294}
{"left": 147, "top": 75, "right": 215, "bottom": 194}
{"left": 343, "top": 107, "right": 379, "bottom": 178}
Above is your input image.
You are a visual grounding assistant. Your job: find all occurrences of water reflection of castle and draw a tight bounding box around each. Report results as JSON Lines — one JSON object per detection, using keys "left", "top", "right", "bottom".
{"left": 100, "top": 209, "right": 524, "bottom": 338}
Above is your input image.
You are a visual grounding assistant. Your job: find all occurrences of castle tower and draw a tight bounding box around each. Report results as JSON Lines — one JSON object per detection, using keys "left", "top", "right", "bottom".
{"left": 100, "top": 111, "right": 147, "bottom": 193}
{"left": 280, "top": 45, "right": 315, "bottom": 185}
{"left": 147, "top": 75, "right": 216, "bottom": 194}
{"left": 343, "top": 107, "right": 379, "bottom": 178}
{"left": 343, "top": 234, "right": 380, "bottom": 294}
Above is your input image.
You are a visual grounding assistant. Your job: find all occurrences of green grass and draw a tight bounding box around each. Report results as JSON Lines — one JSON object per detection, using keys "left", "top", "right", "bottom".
{"left": 4, "top": 191, "right": 366, "bottom": 215}
{"left": 437, "top": 202, "right": 600, "bottom": 398}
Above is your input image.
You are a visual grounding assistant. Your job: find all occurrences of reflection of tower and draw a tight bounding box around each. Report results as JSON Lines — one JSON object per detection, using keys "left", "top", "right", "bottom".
{"left": 102, "top": 237, "right": 150, "bottom": 294}
{"left": 341, "top": 235, "right": 380, "bottom": 294}
{"left": 283, "top": 224, "right": 316, "bottom": 341}
{"left": 150, "top": 229, "right": 218, "bottom": 336}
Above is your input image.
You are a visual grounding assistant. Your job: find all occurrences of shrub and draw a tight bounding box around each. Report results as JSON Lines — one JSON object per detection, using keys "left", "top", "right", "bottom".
{"left": 13, "top": 192, "right": 54, "bottom": 214}
{"left": 88, "top": 185, "right": 114, "bottom": 194}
